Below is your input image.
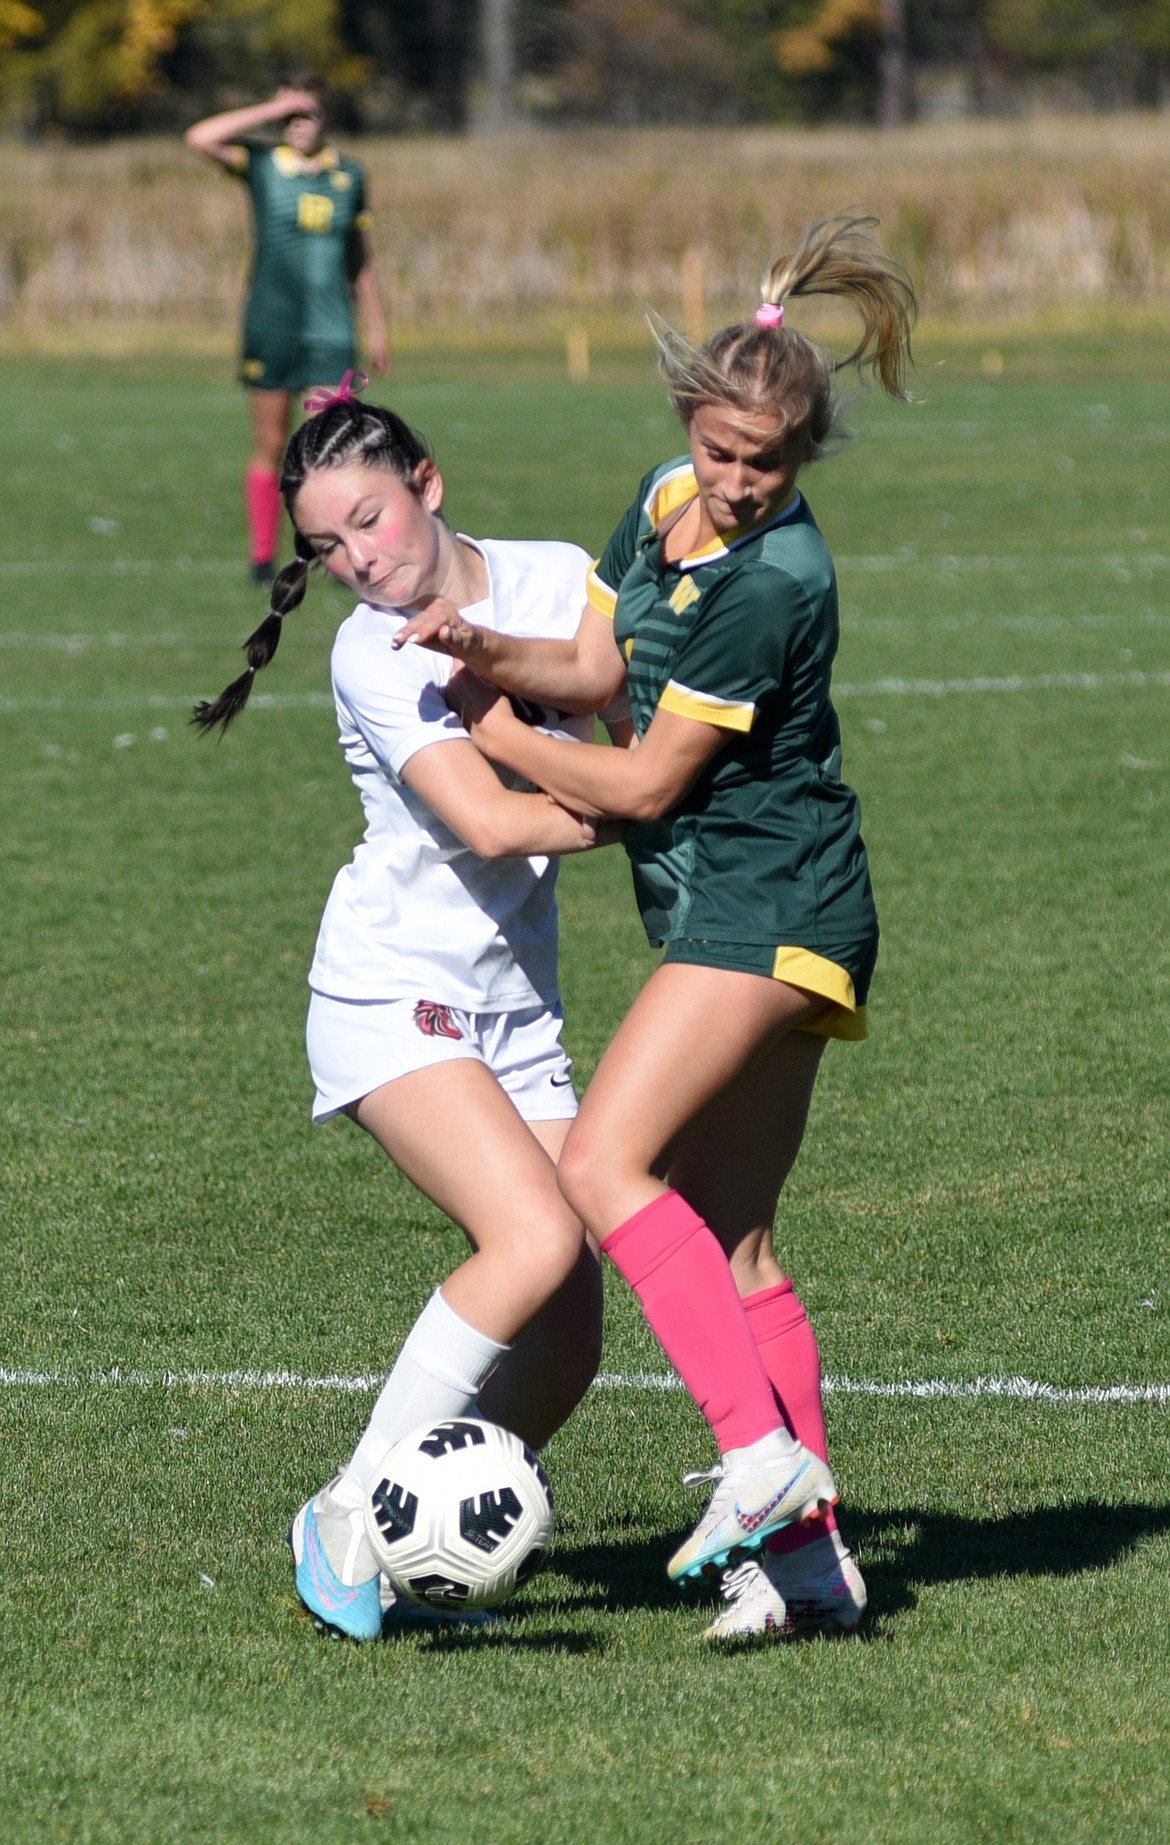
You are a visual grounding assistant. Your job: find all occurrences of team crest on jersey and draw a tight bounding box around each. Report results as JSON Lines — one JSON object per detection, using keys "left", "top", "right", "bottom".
{"left": 668, "top": 575, "right": 701, "bottom": 615}
{"left": 413, "top": 1001, "right": 463, "bottom": 1040}
{"left": 329, "top": 170, "right": 353, "bottom": 190}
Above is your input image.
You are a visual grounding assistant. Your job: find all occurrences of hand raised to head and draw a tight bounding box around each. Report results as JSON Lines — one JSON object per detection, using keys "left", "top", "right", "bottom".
{"left": 272, "top": 87, "right": 324, "bottom": 119}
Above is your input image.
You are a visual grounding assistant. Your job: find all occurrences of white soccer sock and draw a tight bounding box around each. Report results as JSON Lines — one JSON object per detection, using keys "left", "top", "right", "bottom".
{"left": 336, "top": 1289, "right": 510, "bottom": 1505}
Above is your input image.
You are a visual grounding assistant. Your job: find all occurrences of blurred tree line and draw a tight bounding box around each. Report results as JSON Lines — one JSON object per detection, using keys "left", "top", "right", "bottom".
{"left": 2, "top": 0, "right": 1169, "bottom": 135}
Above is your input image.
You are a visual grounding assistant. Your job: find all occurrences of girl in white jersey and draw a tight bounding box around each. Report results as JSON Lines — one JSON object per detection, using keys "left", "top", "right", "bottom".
{"left": 194, "top": 381, "right": 626, "bottom": 1641}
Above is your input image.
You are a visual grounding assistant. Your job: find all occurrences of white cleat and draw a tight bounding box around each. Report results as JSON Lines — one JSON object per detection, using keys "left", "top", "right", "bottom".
{"left": 667, "top": 1444, "right": 838, "bottom": 1583}
{"left": 761, "top": 1529, "right": 867, "bottom": 1633}
{"left": 703, "top": 1530, "right": 867, "bottom": 1641}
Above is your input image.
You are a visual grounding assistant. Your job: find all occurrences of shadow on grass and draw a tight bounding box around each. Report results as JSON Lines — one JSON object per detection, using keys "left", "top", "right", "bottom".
{"left": 851, "top": 1500, "right": 1170, "bottom": 1628}
{"left": 413, "top": 1624, "right": 606, "bottom": 1655}
{"left": 545, "top": 1500, "right": 1170, "bottom": 1627}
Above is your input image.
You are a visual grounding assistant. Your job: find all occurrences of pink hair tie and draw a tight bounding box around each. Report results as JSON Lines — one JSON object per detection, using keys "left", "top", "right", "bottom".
{"left": 303, "top": 369, "right": 368, "bottom": 416}
{"left": 755, "top": 302, "right": 784, "bottom": 329}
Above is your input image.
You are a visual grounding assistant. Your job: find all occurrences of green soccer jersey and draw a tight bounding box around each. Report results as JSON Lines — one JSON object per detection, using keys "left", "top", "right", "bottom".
{"left": 588, "top": 458, "right": 878, "bottom": 992}
{"left": 235, "top": 143, "right": 369, "bottom": 371}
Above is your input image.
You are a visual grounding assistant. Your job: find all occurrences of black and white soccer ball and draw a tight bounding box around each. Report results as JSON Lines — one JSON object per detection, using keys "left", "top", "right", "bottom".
{"left": 364, "top": 1418, "right": 555, "bottom": 1612}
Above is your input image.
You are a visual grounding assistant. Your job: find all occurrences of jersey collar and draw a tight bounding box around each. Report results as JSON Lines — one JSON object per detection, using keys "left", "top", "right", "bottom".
{"left": 273, "top": 143, "right": 340, "bottom": 177}
{"left": 643, "top": 462, "right": 801, "bottom": 570}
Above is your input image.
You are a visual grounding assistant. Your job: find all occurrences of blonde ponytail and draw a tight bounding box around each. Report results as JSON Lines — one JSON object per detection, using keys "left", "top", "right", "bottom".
{"left": 652, "top": 214, "right": 917, "bottom": 453}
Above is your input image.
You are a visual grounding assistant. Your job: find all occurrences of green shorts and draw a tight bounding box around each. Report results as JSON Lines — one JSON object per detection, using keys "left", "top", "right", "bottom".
{"left": 239, "top": 337, "right": 355, "bottom": 395}
{"left": 661, "top": 931, "right": 879, "bottom": 1041}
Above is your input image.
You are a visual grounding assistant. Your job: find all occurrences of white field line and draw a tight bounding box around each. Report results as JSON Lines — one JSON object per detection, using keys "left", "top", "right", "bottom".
{"left": 834, "top": 669, "right": 1170, "bottom": 699}
{"left": 0, "top": 632, "right": 333, "bottom": 653}
{"left": 3, "top": 611, "right": 1170, "bottom": 655}
{"left": 1, "top": 1365, "right": 1167, "bottom": 1406}
{"left": 4, "top": 671, "right": 1170, "bottom": 720}
{"left": 0, "top": 558, "right": 247, "bottom": 578}
{"left": 834, "top": 553, "right": 1168, "bottom": 574}
{"left": 0, "top": 692, "right": 335, "bottom": 714}
{"left": 0, "top": 553, "right": 1165, "bottom": 582}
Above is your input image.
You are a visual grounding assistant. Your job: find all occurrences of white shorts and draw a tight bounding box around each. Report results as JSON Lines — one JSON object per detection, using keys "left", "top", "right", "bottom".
{"left": 306, "top": 991, "right": 578, "bottom": 1125}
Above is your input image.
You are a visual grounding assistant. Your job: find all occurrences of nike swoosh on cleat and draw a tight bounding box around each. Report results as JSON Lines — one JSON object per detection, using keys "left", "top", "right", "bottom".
{"left": 303, "top": 1525, "right": 365, "bottom": 1613}
{"left": 734, "top": 1460, "right": 812, "bottom": 1533}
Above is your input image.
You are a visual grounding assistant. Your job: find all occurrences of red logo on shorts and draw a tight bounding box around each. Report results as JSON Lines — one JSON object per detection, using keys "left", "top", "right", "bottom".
{"left": 413, "top": 1001, "right": 463, "bottom": 1040}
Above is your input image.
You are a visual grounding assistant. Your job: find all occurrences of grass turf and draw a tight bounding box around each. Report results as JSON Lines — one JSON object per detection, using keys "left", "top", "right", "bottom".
{"left": 1, "top": 336, "right": 1168, "bottom": 1843}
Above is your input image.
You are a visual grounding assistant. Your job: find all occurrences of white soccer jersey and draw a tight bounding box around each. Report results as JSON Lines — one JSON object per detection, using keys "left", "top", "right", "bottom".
{"left": 308, "top": 537, "right": 596, "bottom": 1011}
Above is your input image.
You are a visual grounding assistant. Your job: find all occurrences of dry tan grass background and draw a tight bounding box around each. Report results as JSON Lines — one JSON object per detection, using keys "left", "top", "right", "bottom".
{"left": 2, "top": 113, "right": 1169, "bottom": 351}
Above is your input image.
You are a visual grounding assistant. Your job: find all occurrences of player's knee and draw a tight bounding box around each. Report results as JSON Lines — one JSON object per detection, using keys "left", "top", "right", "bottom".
{"left": 554, "top": 1128, "right": 618, "bottom": 1231}
{"left": 508, "top": 1207, "right": 586, "bottom": 1299}
{"left": 553, "top": 1129, "right": 593, "bottom": 1224}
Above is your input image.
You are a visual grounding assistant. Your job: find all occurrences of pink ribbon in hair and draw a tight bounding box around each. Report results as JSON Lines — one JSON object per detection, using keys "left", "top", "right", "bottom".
{"left": 755, "top": 303, "right": 784, "bottom": 329}
{"left": 303, "top": 369, "right": 368, "bottom": 416}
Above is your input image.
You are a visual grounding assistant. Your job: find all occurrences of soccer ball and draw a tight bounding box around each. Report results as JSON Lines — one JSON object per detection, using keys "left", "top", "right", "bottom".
{"left": 364, "top": 1417, "right": 555, "bottom": 1612}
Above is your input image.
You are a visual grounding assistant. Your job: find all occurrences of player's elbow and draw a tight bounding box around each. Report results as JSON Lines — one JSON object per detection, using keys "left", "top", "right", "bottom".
{"left": 624, "top": 778, "right": 681, "bottom": 823}
{"left": 556, "top": 663, "right": 627, "bottom": 718}
{"left": 455, "top": 810, "right": 520, "bottom": 859}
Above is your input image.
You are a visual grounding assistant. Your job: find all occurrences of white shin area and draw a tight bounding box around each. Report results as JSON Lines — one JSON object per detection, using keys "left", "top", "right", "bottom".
{"left": 335, "top": 1288, "right": 511, "bottom": 1506}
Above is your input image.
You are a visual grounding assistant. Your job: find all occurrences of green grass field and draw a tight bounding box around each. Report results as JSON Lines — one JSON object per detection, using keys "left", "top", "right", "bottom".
{"left": 2, "top": 335, "right": 1168, "bottom": 1843}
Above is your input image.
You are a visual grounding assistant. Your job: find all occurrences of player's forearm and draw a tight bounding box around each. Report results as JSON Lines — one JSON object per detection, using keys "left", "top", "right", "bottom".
{"left": 460, "top": 789, "right": 601, "bottom": 859}
{"left": 354, "top": 268, "right": 388, "bottom": 346}
{"left": 475, "top": 726, "right": 674, "bottom": 823}
{"left": 184, "top": 100, "right": 285, "bottom": 153}
{"left": 466, "top": 633, "right": 610, "bottom": 717}
{"left": 354, "top": 266, "right": 384, "bottom": 322}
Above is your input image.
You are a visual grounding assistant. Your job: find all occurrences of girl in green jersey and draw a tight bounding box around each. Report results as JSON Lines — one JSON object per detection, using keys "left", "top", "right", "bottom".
{"left": 397, "top": 216, "right": 917, "bottom": 1641}
{"left": 185, "top": 78, "right": 389, "bottom": 585}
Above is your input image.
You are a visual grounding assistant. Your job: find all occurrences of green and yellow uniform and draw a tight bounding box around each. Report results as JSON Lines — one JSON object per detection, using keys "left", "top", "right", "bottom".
{"left": 588, "top": 458, "right": 878, "bottom": 1040}
{"left": 232, "top": 142, "right": 371, "bottom": 392}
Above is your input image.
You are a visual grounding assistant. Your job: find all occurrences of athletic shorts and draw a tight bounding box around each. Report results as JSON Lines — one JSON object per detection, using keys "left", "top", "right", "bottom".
{"left": 239, "top": 337, "right": 356, "bottom": 395}
{"left": 660, "top": 932, "right": 879, "bottom": 1042}
{"left": 306, "top": 992, "right": 578, "bottom": 1124}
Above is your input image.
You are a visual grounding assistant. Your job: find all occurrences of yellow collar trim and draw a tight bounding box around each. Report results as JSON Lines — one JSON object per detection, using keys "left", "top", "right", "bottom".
{"left": 679, "top": 489, "right": 800, "bottom": 569}
{"left": 273, "top": 143, "right": 340, "bottom": 177}
{"left": 646, "top": 464, "right": 800, "bottom": 569}
{"left": 646, "top": 464, "right": 700, "bottom": 533}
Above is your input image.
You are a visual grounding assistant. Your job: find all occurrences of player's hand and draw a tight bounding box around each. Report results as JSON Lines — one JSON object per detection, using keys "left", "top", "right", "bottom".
{"left": 272, "top": 87, "right": 324, "bottom": 120}
{"left": 395, "top": 598, "right": 492, "bottom": 662}
{"left": 445, "top": 667, "right": 515, "bottom": 739}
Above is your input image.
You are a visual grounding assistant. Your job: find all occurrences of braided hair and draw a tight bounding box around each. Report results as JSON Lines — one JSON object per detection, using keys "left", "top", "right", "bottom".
{"left": 192, "top": 397, "right": 432, "bottom": 734}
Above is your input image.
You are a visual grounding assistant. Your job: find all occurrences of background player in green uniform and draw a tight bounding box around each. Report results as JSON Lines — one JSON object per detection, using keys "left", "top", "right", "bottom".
{"left": 185, "top": 79, "right": 389, "bottom": 583}
{"left": 397, "top": 216, "right": 918, "bottom": 1640}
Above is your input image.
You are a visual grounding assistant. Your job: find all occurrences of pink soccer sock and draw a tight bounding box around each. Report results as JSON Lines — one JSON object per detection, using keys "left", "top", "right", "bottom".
{"left": 745, "top": 1280, "right": 839, "bottom": 1552}
{"left": 245, "top": 463, "right": 281, "bottom": 566}
{"left": 602, "top": 1191, "right": 783, "bottom": 1455}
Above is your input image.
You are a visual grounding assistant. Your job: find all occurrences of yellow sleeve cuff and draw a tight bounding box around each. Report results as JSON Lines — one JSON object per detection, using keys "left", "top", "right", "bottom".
{"left": 657, "top": 681, "right": 756, "bottom": 733}
{"left": 586, "top": 563, "right": 618, "bottom": 620}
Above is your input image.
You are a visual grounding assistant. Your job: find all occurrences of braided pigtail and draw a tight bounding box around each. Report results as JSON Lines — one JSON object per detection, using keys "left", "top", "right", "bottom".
{"left": 193, "top": 380, "right": 433, "bottom": 736}
{"left": 191, "top": 533, "right": 314, "bottom": 735}
{"left": 651, "top": 214, "right": 917, "bottom": 456}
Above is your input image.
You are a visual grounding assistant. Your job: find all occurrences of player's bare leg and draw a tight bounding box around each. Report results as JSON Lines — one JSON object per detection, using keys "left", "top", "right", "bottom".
{"left": 353, "top": 1062, "right": 586, "bottom": 1343}
{"left": 668, "top": 1029, "right": 826, "bottom": 1292}
{"left": 558, "top": 962, "right": 826, "bottom": 1237}
{"left": 558, "top": 966, "right": 838, "bottom": 1582}
{"left": 292, "top": 1063, "right": 590, "bottom": 1638}
{"left": 477, "top": 1117, "right": 603, "bottom": 1450}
